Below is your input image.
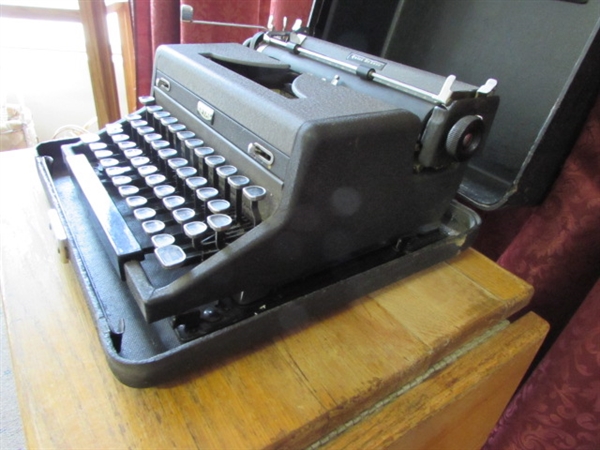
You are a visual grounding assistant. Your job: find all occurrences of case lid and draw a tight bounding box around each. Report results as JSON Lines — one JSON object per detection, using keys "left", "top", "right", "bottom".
{"left": 309, "top": 0, "right": 600, "bottom": 209}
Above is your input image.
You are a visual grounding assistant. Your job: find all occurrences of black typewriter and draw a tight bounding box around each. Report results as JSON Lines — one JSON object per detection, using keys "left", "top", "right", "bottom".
{"left": 36, "top": 20, "right": 499, "bottom": 386}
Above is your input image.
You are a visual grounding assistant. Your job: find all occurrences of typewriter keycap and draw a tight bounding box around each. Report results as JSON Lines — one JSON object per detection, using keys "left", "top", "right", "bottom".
{"left": 160, "top": 116, "right": 178, "bottom": 131}
{"left": 158, "top": 149, "right": 178, "bottom": 171}
{"left": 186, "top": 176, "right": 208, "bottom": 191}
{"left": 112, "top": 175, "right": 133, "bottom": 186}
{"left": 146, "top": 173, "right": 167, "bottom": 187}
{"left": 227, "top": 175, "right": 250, "bottom": 220}
{"left": 105, "top": 123, "right": 123, "bottom": 134}
{"left": 89, "top": 142, "right": 108, "bottom": 151}
{"left": 126, "top": 196, "right": 148, "bottom": 209}
{"left": 163, "top": 195, "right": 185, "bottom": 211}
{"left": 243, "top": 185, "right": 267, "bottom": 226}
{"left": 138, "top": 95, "right": 155, "bottom": 106}
{"left": 118, "top": 185, "right": 140, "bottom": 197}
{"left": 138, "top": 165, "right": 159, "bottom": 177}
{"left": 123, "top": 148, "right": 143, "bottom": 159}
{"left": 133, "top": 207, "right": 156, "bottom": 221}
{"left": 183, "top": 221, "right": 208, "bottom": 238}
{"left": 100, "top": 157, "right": 120, "bottom": 168}
{"left": 204, "top": 155, "right": 225, "bottom": 184}
{"left": 196, "top": 187, "right": 219, "bottom": 202}
{"left": 106, "top": 166, "right": 133, "bottom": 177}
{"left": 167, "top": 157, "right": 188, "bottom": 171}
{"left": 151, "top": 139, "right": 170, "bottom": 150}
{"left": 153, "top": 184, "right": 176, "bottom": 199}
{"left": 185, "top": 138, "right": 205, "bottom": 163}
{"left": 131, "top": 156, "right": 151, "bottom": 168}
{"left": 185, "top": 177, "right": 208, "bottom": 192}
{"left": 216, "top": 165, "right": 238, "bottom": 199}
{"left": 111, "top": 134, "right": 130, "bottom": 144}
{"left": 183, "top": 221, "right": 209, "bottom": 249}
{"left": 151, "top": 233, "right": 175, "bottom": 248}
{"left": 126, "top": 113, "right": 143, "bottom": 122}
{"left": 142, "top": 219, "right": 165, "bottom": 235}
{"left": 207, "top": 214, "right": 233, "bottom": 249}
{"left": 176, "top": 166, "right": 197, "bottom": 180}
{"left": 196, "top": 186, "right": 219, "bottom": 217}
{"left": 118, "top": 141, "right": 137, "bottom": 152}
{"left": 154, "top": 244, "right": 186, "bottom": 269}
{"left": 146, "top": 105, "right": 163, "bottom": 114}
{"left": 168, "top": 123, "right": 186, "bottom": 135}
{"left": 207, "top": 199, "right": 231, "bottom": 214}
{"left": 94, "top": 150, "right": 113, "bottom": 159}
{"left": 172, "top": 208, "right": 196, "bottom": 224}
{"left": 80, "top": 133, "right": 101, "bottom": 144}
{"left": 144, "top": 133, "right": 163, "bottom": 147}
{"left": 130, "top": 119, "right": 148, "bottom": 130}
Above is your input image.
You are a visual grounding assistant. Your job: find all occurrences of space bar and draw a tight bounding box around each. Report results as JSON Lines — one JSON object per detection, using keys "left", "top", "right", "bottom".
{"left": 66, "top": 153, "right": 143, "bottom": 279}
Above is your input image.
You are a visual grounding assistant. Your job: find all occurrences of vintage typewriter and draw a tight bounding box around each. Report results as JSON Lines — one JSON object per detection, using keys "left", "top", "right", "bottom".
{"left": 36, "top": 10, "right": 499, "bottom": 386}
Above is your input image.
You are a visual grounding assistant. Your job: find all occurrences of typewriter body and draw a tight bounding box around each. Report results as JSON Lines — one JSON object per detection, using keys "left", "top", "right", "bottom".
{"left": 36, "top": 30, "right": 498, "bottom": 386}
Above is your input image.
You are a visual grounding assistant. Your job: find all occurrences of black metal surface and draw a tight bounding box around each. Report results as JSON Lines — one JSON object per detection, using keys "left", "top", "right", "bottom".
{"left": 310, "top": 0, "right": 600, "bottom": 209}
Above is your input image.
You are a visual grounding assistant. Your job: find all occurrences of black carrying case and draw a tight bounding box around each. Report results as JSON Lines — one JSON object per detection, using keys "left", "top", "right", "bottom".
{"left": 310, "top": 0, "right": 600, "bottom": 209}
{"left": 35, "top": 0, "right": 599, "bottom": 387}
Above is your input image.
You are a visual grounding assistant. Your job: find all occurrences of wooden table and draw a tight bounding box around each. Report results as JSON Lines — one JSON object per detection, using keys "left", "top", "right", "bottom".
{"left": 0, "top": 148, "right": 548, "bottom": 449}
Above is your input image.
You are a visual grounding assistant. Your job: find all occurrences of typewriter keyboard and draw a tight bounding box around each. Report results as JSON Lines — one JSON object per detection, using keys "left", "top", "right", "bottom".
{"left": 68, "top": 96, "right": 269, "bottom": 274}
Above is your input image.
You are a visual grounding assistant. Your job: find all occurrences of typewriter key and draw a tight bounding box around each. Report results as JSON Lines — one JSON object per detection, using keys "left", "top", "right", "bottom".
{"left": 131, "top": 156, "right": 151, "bottom": 168}
{"left": 138, "top": 95, "right": 155, "bottom": 106}
{"left": 195, "top": 187, "right": 219, "bottom": 218}
{"left": 194, "top": 147, "right": 215, "bottom": 176}
{"left": 112, "top": 175, "right": 132, "bottom": 187}
{"left": 125, "top": 196, "right": 148, "bottom": 209}
{"left": 216, "top": 165, "right": 238, "bottom": 200}
{"left": 207, "top": 214, "right": 233, "bottom": 249}
{"left": 118, "top": 185, "right": 139, "bottom": 197}
{"left": 227, "top": 175, "right": 250, "bottom": 221}
{"left": 207, "top": 199, "right": 231, "bottom": 215}
{"left": 123, "top": 148, "right": 143, "bottom": 159}
{"left": 183, "top": 221, "right": 209, "bottom": 250}
{"left": 175, "top": 130, "right": 195, "bottom": 153}
{"left": 151, "top": 233, "right": 175, "bottom": 248}
{"left": 163, "top": 195, "right": 185, "bottom": 211}
{"left": 145, "top": 173, "right": 167, "bottom": 188}
{"left": 185, "top": 176, "right": 208, "bottom": 191}
{"left": 94, "top": 150, "right": 113, "bottom": 160}
{"left": 204, "top": 155, "right": 226, "bottom": 184}
{"left": 243, "top": 185, "right": 267, "bottom": 226}
{"left": 172, "top": 208, "right": 196, "bottom": 224}
{"left": 99, "top": 157, "right": 120, "bottom": 168}
{"left": 137, "top": 165, "right": 159, "bottom": 177}
{"left": 141, "top": 219, "right": 165, "bottom": 235}
{"left": 167, "top": 157, "right": 188, "bottom": 170}
{"left": 185, "top": 138, "right": 205, "bottom": 165}
{"left": 105, "top": 166, "right": 133, "bottom": 177}
{"left": 133, "top": 207, "right": 156, "bottom": 221}
{"left": 154, "top": 244, "right": 186, "bottom": 269}
{"left": 117, "top": 141, "right": 137, "bottom": 152}
{"left": 153, "top": 184, "right": 176, "bottom": 199}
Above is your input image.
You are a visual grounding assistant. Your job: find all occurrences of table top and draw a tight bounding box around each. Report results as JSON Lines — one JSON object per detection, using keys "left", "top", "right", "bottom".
{"left": 0, "top": 148, "right": 534, "bottom": 449}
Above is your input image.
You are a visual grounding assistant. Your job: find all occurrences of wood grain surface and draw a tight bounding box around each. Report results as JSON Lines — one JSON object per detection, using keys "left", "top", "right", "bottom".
{"left": 0, "top": 148, "right": 547, "bottom": 449}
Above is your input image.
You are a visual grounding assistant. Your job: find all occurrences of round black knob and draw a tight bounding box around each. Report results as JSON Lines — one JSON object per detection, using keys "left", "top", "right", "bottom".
{"left": 446, "top": 115, "right": 485, "bottom": 161}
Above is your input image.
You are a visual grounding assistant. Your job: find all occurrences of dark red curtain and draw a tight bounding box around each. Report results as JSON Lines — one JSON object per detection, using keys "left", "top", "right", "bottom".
{"left": 131, "top": 0, "right": 313, "bottom": 101}
{"left": 477, "top": 93, "right": 600, "bottom": 449}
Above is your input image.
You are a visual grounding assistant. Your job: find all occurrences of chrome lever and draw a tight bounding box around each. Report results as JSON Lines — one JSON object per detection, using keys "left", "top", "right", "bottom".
{"left": 181, "top": 4, "right": 269, "bottom": 31}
